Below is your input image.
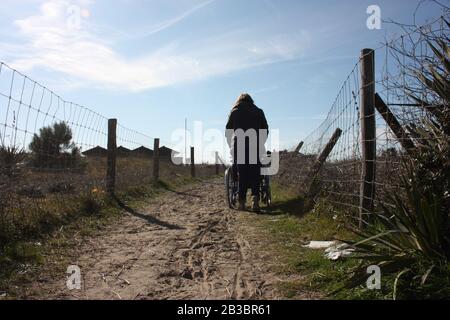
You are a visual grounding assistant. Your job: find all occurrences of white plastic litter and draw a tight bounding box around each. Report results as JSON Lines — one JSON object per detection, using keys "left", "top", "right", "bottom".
{"left": 324, "top": 243, "right": 355, "bottom": 261}
{"left": 303, "top": 241, "right": 354, "bottom": 261}
{"left": 302, "top": 241, "right": 337, "bottom": 249}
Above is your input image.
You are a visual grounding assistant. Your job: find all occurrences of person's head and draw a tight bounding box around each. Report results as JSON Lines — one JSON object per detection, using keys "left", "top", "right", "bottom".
{"left": 234, "top": 93, "right": 254, "bottom": 108}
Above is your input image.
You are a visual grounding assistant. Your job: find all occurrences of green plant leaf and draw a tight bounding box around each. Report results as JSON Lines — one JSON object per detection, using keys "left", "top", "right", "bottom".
{"left": 421, "top": 265, "right": 435, "bottom": 285}
{"left": 393, "top": 268, "right": 411, "bottom": 300}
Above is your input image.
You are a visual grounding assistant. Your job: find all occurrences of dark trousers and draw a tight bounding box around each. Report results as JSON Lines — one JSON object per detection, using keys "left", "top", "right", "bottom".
{"left": 237, "top": 164, "right": 260, "bottom": 201}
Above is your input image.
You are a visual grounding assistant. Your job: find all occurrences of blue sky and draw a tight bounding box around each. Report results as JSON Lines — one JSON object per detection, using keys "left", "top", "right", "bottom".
{"left": 0, "top": 0, "right": 446, "bottom": 159}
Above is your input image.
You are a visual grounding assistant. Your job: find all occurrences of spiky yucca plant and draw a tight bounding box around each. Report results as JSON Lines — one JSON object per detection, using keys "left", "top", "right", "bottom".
{"left": 344, "top": 19, "right": 450, "bottom": 299}
{"left": 407, "top": 35, "right": 450, "bottom": 253}
{"left": 344, "top": 161, "right": 449, "bottom": 299}
{"left": 0, "top": 145, "right": 25, "bottom": 177}
{"left": 0, "top": 145, "right": 26, "bottom": 249}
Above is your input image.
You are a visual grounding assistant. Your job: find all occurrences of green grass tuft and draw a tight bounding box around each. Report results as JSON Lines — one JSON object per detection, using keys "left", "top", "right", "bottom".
{"left": 245, "top": 182, "right": 390, "bottom": 299}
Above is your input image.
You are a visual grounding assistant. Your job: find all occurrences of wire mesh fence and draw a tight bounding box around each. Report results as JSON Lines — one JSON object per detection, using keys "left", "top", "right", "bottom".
{"left": 0, "top": 61, "right": 110, "bottom": 244}
{"left": 277, "top": 62, "right": 362, "bottom": 212}
{"left": 278, "top": 14, "right": 449, "bottom": 218}
{"left": 374, "top": 14, "right": 449, "bottom": 212}
{"left": 0, "top": 61, "right": 221, "bottom": 247}
{"left": 1, "top": 12, "right": 447, "bottom": 245}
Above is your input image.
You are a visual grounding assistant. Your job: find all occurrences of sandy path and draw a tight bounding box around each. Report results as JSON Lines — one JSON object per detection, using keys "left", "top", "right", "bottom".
{"left": 31, "top": 179, "right": 278, "bottom": 300}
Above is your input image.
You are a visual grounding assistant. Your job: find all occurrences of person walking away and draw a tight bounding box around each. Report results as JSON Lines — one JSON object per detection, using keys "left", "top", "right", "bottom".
{"left": 225, "top": 93, "right": 269, "bottom": 212}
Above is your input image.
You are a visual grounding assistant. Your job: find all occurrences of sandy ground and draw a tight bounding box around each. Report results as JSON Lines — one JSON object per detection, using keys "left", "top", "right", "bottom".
{"left": 28, "top": 179, "right": 280, "bottom": 300}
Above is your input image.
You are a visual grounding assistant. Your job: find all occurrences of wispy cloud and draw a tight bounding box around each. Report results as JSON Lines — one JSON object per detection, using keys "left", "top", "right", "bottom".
{"left": 129, "top": 0, "right": 216, "bottom": 39}
{"left": 3, "top": 0, "right": 310, "bottom": 92}
{"left": 251, "top": 85, "right": 280, "bottom": 94}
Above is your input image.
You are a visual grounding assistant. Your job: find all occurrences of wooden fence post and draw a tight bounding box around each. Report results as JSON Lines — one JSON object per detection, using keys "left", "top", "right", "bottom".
{"left": 374, "top": 93, "right": 416, "bottom": 154}
{"left": 305, "top": 128, "right": 343, "bottom": 205}
{"left": 106, "top": 118, "right": 117, "bottom": 195}
{"left": 153, "top": 138, "right": 160, "bottom": 182}
{"left": 216, "top": 154, "right": 226, "bottom": 171}
{"left": 190, "top": 147, "right": 195, "bottom": 178}
{"left": 294, "top": 141, "right": 304, "bottom": 154}
{"left": 359, "top": 48, "right": 376, "bottom": 227}
{"left": 215, "top": 151, "right": 220, "bottom": 175}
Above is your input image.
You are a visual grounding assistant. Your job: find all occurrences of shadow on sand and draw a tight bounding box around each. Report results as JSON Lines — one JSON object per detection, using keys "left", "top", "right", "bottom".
{"left": 114, "top": 196, "right": 184, "bottom": 230}
{"left": 156, "top": 180, "right": 204, "bottom": 199}
{"left": 259, "top": 197, "right": 305, "bottom": 216}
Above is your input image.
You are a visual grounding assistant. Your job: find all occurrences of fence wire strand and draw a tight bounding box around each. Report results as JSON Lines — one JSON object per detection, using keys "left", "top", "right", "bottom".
{"left": 0, "top": 61, "right": 217, "bottom": 246}
{"left": 278, "top": 14, "right": 449, "bottom": 215}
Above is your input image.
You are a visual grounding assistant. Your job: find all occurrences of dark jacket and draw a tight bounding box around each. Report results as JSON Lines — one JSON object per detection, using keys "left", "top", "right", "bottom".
{"left": 226, "top": 96, "right": 269, "bottom": 165}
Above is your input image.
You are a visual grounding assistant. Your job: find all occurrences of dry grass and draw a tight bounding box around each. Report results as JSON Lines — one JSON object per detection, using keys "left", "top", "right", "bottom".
{"left": 275, "top": 151, "right": 408, "bottom": 215}
{"left": 0, "top": 155, "right": 218, "bottom": 249}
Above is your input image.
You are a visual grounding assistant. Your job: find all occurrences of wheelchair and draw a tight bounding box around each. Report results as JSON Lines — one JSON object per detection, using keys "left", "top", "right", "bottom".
{"left": 225, "top": 162, "right": 272, "bottom": 210}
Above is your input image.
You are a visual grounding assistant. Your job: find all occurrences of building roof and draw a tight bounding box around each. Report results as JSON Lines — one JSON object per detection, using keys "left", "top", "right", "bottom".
{"left": 159, "top": 146, "right": 179, "bottom": 156}
{"left": 117, "top": 146, "right": 131, "bottom": 152}
{"left": 82, "top": 146, "right": 107, "bottom": 156}
{"left": 131, "top": 146, "right": 154, "bottom": 155}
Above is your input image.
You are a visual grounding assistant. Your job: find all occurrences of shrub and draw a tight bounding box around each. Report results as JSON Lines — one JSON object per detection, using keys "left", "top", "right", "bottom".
{"left": 29, "top": 122, "right": 84, "bottom": 169}
{"left": 80, "top": 191, "right": 106, "bottom": 216}
{"left": 0, "top": 145, "right": 26, "bottom": 250}
{"left": 0, "top": 145, "right": 25, "bottom": 178}
{"left": 48, "top": 182, "right": 76, "bottom": 194}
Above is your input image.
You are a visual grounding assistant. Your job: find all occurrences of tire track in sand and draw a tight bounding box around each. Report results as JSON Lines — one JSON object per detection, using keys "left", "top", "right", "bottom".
{"left": 29, "top": 179, "right": 278, "bottom": 300}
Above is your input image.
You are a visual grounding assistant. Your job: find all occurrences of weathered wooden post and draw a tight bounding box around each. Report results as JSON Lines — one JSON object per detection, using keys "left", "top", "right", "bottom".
{"left": 314, "top": 130, "right": 342, "bottom": 173}
{"left": 374, "top": 93, "right": 415, "bottom": 155}
{"left": 190, "top": 147, "right": 195, "bottom": 178}
{"left": 106, "top": 118, "right": 117, "bottom": 195}
{"left": 305, "top": 128, "right": 343, "bottom": 207}
{"left": 294, "top": 141, "right": 304, "bottom": 154}
{"left": 216, "top": 154, "right": 226, "bottom": 171}
{"left": 359, "top": 48, "right": 376, "bottom": 228}
{"left": 153, "top": 138, "right": 160, "bottom": 182}
{"left": 215, "top": 151, "right": 220, "bottom": 175}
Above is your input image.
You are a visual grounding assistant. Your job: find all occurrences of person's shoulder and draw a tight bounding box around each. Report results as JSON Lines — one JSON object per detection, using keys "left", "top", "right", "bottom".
{"left": 229, "top": 106, "right": 239, "bottom": 115}
{"left": 254, "top": 105, "right": 265, "bottom": 115}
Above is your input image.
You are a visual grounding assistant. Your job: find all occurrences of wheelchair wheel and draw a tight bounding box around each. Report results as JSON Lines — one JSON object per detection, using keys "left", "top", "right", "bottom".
{"left": 225, "top": 167, "right": 238, "bottom": 209}
{"left": 261, "top": 175, "right": 272, "bottom": 208}
{"left": 266, "top": 183, "right": 272, "bottom": 207}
